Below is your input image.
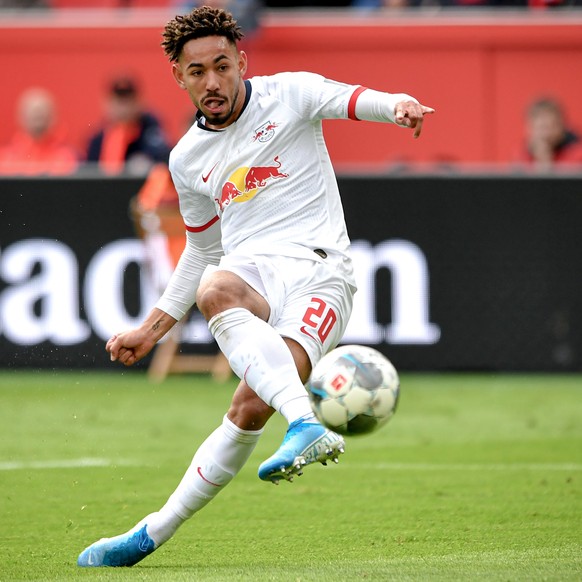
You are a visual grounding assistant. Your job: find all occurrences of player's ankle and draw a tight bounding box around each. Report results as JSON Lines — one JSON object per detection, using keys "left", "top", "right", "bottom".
{"left": 141, "top": 510, "right": 183, "bottom": 546}
{"left": 297, "top": 412, "right": 318, "bottom": 424}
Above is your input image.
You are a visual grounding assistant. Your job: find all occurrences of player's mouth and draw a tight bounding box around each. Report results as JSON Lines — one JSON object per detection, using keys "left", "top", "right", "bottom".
{"left": 203, "top": 97, "right": 227, "bottom": 115}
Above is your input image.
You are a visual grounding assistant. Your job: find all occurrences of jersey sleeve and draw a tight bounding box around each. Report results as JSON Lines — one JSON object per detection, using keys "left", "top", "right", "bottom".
{"left": 155, "top": 150, "right": 223, "bottom": 320}
{"left": 169, "top": 148, "right": 219, "bottom": 231}
{"left": 265, "top": 71, "right": 356, "bottom": 121}
{"left": 262, "top": 71, "right": 416, "bottom": 125}
{"left": 155, "top": 219, "right": 223, "bottom": 321}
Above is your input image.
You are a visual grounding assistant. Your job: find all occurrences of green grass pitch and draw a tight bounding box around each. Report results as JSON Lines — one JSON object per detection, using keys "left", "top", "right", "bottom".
{"left": 1, "top": 370, "right": 581, "bottom": 581}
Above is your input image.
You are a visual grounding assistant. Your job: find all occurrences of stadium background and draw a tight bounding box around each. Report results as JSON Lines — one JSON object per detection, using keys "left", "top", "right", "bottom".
{"left": 1, "top": 11, "right": 582, "bottom": 167}
{"left": 1, "top": 6, "right": 581, "bottom": 372}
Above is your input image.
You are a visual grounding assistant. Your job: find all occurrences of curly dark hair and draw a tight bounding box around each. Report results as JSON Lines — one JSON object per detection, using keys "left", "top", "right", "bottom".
{"left": 162, "top": 6, "right": 244, "bottom": 63}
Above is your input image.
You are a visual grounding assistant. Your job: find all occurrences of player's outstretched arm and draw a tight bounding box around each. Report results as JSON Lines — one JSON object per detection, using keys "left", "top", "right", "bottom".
{"left": 350, "top": 88, "right": 434, "bottom": 138}
{"left": 106, "top": 308, "right": 178, "bottom": 367}
{"left": 394, "top": 100, "right": 435, "bottom": 139}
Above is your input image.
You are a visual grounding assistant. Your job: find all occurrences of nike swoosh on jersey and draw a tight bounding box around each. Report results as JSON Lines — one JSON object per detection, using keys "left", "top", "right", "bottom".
{"left": 202, "top": 162, "right": 219, "bottom": 183}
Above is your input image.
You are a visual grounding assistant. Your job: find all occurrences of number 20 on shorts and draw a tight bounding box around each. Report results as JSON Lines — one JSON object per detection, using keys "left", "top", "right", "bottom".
{"left": 301, "top": 298, "right": 337, "bottom": 343}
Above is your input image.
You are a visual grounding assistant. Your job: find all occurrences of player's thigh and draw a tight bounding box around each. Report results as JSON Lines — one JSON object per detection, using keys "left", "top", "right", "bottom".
{"left": 275, "top": 262, "right": 354, "bottom": 369}
{"left": 197, "top": 265, "right": 270, "bottom": 321}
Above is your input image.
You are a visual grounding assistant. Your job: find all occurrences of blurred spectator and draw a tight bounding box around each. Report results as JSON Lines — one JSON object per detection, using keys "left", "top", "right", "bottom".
{"left": 0, "top": 88, "right": 79, "bottom": 176}
{"left": 444, "top": 0, "right": 529, "bottom": 5}
{"left": 50, "top": 1, "right": 174, "bottom": 7}
{"left": 137, "top": 163, "right": 178, "bottom": 212}
{"left": 263, "top": 0, "right": 350, "bottom": 6}
{"left": 426, "top": 0, "right": 580, "bottom": 7}
{"left": 0, "top": 0, "right": 49, "bottom": 7}
{"left": 435, "top": 0, "right": 525, "bottom": 5}
{"left": 351, "top": 0, "right": 548, "bottom": 6}
{"left": 516, "top": 97, "right": 582, "bottom": 171}
{"left": 352, "top": 0, "right": 409, "bottom": 7}
{"left": 134, "top": 162, "right": 183, "bottom": 272}
{"left": 86, "top": 76, "right": 172, "bottom": 175}
{"left": 528, "top": 0, "right": 582, "bottom": 7}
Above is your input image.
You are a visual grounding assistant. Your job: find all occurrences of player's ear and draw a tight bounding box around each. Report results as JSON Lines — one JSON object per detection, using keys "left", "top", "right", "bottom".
{"left": 172, "top": 63, "right": 186, "bottom": 90}
{"left": 238, "top": 50, "right": 248, "bottom": 77}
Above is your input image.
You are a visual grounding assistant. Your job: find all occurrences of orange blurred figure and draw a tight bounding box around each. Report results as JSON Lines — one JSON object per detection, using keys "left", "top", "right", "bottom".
{"left": 0, "top": 88, "right": 78, "bottom": 176}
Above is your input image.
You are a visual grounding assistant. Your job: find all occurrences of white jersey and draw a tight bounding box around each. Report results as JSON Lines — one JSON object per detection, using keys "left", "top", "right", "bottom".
{"left": 170, "top": 71, "right": 366, "bottom": 263}
{"left": 158, "top": 71, "right": 411, "bottom": 320}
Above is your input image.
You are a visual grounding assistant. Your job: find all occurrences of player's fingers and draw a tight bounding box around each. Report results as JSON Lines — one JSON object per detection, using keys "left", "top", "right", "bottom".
{"left": 413, "top": 117, "right": 424, "bottom": 139}
{"left": 395, "top": 102, "right": 424, "bottom": 126}
{"left": 120, "top": 348, "right": 139, "bottom": 367}
{"left": 117, "top": 348, "right": 135, "bottom": 366}
{"left": 108, "top": 342, "right": 120, "bottom": 361}
{"left": 107, "top": 334, "right": 124, "bottom": 360}
{"left": 395, "top": 101, "right": 433, "bottom": 138}
{"left": 394, "top": 103, "right": 407, "bottom": 125}
{"left": 122, "top": 345, "right": 144, "bottom": 365}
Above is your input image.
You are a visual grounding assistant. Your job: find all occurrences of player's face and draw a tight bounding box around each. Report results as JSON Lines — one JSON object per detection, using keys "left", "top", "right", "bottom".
{"left": 172, "top": 35, "right": 247, "bottom": 130}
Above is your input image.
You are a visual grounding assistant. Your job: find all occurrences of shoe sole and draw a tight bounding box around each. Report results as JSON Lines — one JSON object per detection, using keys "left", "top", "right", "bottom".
{"left": 265, "top": 437, "right": 345, "bottom": 485}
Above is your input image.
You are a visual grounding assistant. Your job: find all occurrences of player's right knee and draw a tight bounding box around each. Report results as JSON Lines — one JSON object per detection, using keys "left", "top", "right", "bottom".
{"left": 196, "top": 275, "right": 247, "bottom": 320}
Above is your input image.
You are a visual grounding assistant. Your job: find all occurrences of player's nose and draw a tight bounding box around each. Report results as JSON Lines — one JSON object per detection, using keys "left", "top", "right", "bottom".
{"left": 205, "top": 71, "right": 220, "bottom": 91}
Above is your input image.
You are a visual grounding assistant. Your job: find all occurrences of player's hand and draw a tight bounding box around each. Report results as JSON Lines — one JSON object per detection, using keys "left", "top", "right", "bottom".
{"left": 106, "top": 329, "right": 156, "bottom": 367}
{"left": 394, "top": 101, "right": 435, "bottom": 139}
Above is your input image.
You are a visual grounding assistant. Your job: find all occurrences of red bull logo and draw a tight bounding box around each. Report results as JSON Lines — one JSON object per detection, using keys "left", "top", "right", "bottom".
{"left": 216, "top": 156, "right": 289, "bottom": 212}
{"left": 252, "top": 121, "right": 279, "bottom": 143}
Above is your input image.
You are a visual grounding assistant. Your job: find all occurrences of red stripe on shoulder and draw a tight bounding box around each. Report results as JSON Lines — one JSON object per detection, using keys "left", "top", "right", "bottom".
{"left": 347, "top": 86, "right": 368, "bottom": 121}
{"left": 185, "top": 215, "right": 220, "bottom": 232}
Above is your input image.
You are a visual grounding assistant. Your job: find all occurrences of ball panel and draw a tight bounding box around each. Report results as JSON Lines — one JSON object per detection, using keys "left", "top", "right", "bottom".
{"left": 351, "top": 360, "right": 384, "bottom": 389}
{"left": 372, "top": 388, "right": 397, "bottom": 418}
{"left": 318, "top": 398, "right": 349, "bottom": 428}
{"left": 342, "top": 386, "right": 374, "bottom": 414}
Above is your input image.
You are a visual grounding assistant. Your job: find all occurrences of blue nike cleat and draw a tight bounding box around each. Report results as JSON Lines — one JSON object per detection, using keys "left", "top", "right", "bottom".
{"left": 258, "top": 418, "right": 345, "bottom": 484}
{"left": 77, "top": 523, "right": 156, "bottom": 567}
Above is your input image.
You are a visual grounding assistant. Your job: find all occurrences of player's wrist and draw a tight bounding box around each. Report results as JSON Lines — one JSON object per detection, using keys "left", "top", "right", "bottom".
{"left": 141, "top": 309, "right": 177, "bottom": 343}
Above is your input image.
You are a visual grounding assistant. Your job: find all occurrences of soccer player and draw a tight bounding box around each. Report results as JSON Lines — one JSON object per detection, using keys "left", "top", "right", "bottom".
{"left": 77, "top": 6, "right": 434, "bottom": 568}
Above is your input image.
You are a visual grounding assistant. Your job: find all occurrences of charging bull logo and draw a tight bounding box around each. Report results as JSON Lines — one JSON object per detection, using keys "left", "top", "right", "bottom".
{"left": 252, "top": 121, "right": 279, "bottom": 143}
{"left": 216, "top": 156, "right": 289, "bottom": 212}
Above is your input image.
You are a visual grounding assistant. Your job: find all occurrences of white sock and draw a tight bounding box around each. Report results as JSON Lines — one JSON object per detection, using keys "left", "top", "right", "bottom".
{"left": 208, "top": 307, "right": 314, "bottom": 423}
{"left": 143, "top": 415, "right": 262, "bottom": 546}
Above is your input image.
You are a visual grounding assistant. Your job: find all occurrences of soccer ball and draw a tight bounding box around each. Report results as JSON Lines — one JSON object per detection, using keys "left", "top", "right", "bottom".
{"left": 306, "top": 345, "right": 400, "bottom": 436}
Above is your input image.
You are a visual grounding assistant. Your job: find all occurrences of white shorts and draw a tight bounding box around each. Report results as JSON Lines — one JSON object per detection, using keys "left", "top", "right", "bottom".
{"left": 202, "top": 251, "right": 356, "bottom": 367}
